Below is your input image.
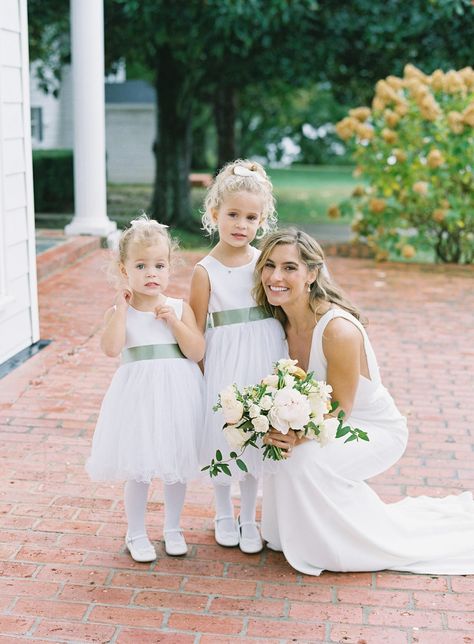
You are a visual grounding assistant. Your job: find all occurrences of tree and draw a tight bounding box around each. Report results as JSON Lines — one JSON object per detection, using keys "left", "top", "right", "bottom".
{"left": 28, "top": 0, "right": 474, "bottom": 226}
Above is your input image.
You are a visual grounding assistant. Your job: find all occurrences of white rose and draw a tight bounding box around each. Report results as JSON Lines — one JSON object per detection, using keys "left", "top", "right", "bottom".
{"left": 284, "top": 374, "right": 296, "bottom": 387}
{"left": 259, "top": 395, "right": 273, "bottom": 411}
{"left": 262, "top": 374, "right": 279, "bottom": 388}
{"left": 219, "top": 386, "right": 244, "bottom": 424}
{"left": 223, "top": 424, "right": 247, "bottom": 450}
{"left": 248, "top": 404, "right": 261, "bottom": 418}
{"left": 308, "top": 394, "right": 330, "bottom": 425}
{"left": 317, "top": 417, "right": 339, "bottom": 447}
{"left": 252, "top": 414, "right": 270, "bottom": 434}
{"left": 268, "top": 386, "right": 311, "bottom": 434}
{"left": 277, "top": 358, "right": 298, "bottom": 373}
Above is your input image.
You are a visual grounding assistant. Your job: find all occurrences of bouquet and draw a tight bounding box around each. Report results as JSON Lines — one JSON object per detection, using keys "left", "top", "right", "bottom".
{"left": 202, "top": 359, "right": 369, "bottom": 478}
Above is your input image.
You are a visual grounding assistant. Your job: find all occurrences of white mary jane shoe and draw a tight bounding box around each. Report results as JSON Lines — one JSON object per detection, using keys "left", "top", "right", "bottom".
{"left": 238, "top": 517, "right": 264, "bottom": 554}
{"left": 125, "top": 534, "right": 157, "bottom": 563}
{"left": 214, "top": 515, "right": 239, "bottom": 547}
{"left": 163, "top": 529, "right": 188, "bottom": 556}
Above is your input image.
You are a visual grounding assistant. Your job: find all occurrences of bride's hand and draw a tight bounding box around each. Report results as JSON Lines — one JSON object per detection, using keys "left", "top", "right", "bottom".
{"left": 263, "top": 429, "right": 299, "bottom": 458}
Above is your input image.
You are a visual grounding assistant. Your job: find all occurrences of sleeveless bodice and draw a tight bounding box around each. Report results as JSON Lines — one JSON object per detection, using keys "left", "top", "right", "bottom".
{"left": 196, "top": 246, "right": 259, "bottom": 313}
{"left": 124, "top": 297, "right": 183, "bottom": 348}
{"left": 309, "top": 308, "right": 402, "bottom": 418}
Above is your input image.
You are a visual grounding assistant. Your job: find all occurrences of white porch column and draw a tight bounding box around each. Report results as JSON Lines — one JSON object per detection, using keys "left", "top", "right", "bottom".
{"left": 65, "top": 0, "right": 116, "bottom": 237}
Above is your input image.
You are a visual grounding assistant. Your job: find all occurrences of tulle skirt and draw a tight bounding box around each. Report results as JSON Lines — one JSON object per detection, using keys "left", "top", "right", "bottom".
{"left": 86, "top": 359, "right": 204, "bottom": 484}
{"left": 201, "top": 317, "right": 287, "bottom": 483}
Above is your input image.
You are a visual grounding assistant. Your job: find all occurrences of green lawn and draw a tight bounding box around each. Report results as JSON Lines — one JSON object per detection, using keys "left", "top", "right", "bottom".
{"left": 36, "top": 166, "right": 359, "bottom": 250}
{"left": 103, "top": 165, "right": 358, "bottom": 248}
{"left": 271, "top": 165, "right": 358, "bottom": 224}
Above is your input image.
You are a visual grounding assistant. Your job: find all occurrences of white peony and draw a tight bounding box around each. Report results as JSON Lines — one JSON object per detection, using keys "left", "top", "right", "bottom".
{"left": 268, "top": 386, "right": 311, "bottom": 434}
{"left": 317, "top": 417, "right": 339, "bottom": 447}
{"left": 223, "top": 424, "right": 247, "bottom": 450}
{"left": 252, "top": 414, "right": 270, "bottom": 434}
{"left": 220, "top": 386, "right": 244, "bottom": 424}
{"left": 259, "top": 395, "right": 273, "bottom": 411}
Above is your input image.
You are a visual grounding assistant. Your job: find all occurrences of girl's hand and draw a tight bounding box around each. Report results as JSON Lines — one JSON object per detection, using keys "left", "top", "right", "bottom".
{"left": 155, "top": 304, "right": 178, "bottom": 326}
{"left": 263, "top": 429, "right": 299, "bottom": 458}
{"left": 115, "top": 288, "right": 132, "bottom": 310}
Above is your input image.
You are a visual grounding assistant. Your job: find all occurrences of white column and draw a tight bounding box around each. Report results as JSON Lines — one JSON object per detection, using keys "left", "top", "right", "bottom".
{"left": 65, "top": 0, "right": 116, "bottom": 237}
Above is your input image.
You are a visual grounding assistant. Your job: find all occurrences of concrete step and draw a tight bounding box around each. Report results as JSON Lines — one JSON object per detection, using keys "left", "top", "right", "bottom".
{"left": 36, "top": 229, "right": 102, "bottom": 282}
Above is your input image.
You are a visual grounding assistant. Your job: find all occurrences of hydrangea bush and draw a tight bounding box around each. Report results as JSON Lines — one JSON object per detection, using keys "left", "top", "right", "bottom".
{"left": 334, "top": 64, "right": 474, "bottom": 263}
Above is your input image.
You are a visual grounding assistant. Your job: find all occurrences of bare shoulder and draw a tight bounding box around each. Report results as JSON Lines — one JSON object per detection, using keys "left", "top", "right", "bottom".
{"left": 323, "top": 316, "right": 362, "bottom": 355}
{"left": 190, "top": 263, "right": 210, "bottom": 289}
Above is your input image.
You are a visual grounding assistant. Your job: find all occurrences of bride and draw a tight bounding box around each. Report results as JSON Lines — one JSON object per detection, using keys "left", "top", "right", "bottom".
{"left": 253, "top": 228, "right": 474, "bottom": 576}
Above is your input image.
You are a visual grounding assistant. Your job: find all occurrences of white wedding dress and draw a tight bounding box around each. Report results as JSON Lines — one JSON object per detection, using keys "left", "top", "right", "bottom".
{"left": 262, "top": 308, "right": 474, "bottom": 575}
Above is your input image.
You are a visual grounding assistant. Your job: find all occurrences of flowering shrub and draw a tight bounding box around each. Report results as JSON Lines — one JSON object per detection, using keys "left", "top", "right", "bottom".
{"left": 334, "top": 64, "right": 474, "bottom": 263}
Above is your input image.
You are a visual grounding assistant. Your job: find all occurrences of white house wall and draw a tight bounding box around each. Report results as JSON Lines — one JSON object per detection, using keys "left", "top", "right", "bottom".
{"left": 105, "top": 104, "right": 156, "bottom": 183}
{"left": 0, "top": 0, "right": 39, "bottom": 365}
{"left": 30, "top": 63, "right": 74, "bottom": 149}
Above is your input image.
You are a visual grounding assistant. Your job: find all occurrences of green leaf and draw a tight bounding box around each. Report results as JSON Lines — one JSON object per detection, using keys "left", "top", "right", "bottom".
{"left": 336, "top": 425, "right": 351, "bottom": 438}
{"left": 201, "top": 465, "right": 210, "bottom": 471}
{"left": 236, "top": 459, "right": 248, "bottom": 472}
{"left": 344, "top": 434, "right": 358, "bottom": 443}
{"left": 221, "top": 464, "right": 232, "bottom": 476}
{"left": 216, "top": 450, "right": 223, "bottom": 462}
{"left": 230, "top": 451, "right": 237, "bottom": 458}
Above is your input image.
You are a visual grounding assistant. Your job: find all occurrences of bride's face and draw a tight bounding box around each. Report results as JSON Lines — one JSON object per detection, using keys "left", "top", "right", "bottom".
{"left": 261, "top": 243, "right": 315, "bottom": 308}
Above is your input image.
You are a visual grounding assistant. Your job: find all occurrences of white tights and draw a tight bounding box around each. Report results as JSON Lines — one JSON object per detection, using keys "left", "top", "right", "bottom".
{"left": 214, "top": 474, "right": 260, "bottom": 539}
{"left": 124, "top": 480, "right": 186, "bottom": 546}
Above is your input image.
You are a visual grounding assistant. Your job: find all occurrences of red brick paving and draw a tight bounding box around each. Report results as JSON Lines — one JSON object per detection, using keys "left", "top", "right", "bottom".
{"left": 0, "top": 244, "right": 473, "bottom": 643}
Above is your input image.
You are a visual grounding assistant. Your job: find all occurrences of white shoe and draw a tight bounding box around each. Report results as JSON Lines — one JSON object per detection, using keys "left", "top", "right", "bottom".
{"left": 214, "top": 515, "right": 239, "bottom": 547}
{"left": 125, "top": 534, "right": 156, "bottom": 563}
{"left": 164, "top": 529, "right": 188, "bottom": 556}
{"left": 238, "top": 516, "right": 263, "bottom": 554}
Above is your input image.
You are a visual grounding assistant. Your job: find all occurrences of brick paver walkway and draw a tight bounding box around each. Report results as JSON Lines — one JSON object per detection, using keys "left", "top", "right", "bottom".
{"left": 0, "top": 247, "right": 473, "bottom": 643}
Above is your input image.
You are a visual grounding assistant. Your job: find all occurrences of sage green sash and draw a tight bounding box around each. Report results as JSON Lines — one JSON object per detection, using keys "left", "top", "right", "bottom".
{"left": 122, "top": 343, "right": 185, "bottom": 363}
{"left": 209, "top": 305, "right": 272, "bottom": 328}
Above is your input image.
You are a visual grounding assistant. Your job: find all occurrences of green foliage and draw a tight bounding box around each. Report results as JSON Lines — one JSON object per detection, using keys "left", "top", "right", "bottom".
{"left": 32, "top": 149, "right": 74, "bottom": 213}
{"left": 238, "top": 84, "right": 350, "bottom": 165}
{"left": 336, "top": 65, "right": 474, "bottom": 264}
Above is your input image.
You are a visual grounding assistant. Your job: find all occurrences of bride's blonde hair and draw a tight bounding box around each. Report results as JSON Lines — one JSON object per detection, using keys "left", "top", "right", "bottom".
{"left": 253, "top": 228, "right": 365, "bottom": 325}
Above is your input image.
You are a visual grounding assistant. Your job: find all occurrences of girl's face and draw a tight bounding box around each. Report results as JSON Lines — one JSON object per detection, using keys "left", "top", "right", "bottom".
{"left": 261, "top": 243, "right": 316, "bottom": 309}
{"left": 121, "top": 240, "right": 170, "bottom": 298}
{"left": 212, "top": 191, "right": 263, "bottom": 247}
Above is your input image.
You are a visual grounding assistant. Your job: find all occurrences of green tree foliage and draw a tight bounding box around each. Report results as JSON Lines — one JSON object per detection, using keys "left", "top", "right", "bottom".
{"left": 28, "top": 0, "right": 474, "bottom": 227}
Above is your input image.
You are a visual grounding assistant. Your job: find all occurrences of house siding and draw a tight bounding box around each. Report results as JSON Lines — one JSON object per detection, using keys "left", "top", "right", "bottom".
{"left": 0, "top": 0, "right": 39, "bottom": 365}
{"left": 106, "top": 104, "right": 156, "bottom": 183}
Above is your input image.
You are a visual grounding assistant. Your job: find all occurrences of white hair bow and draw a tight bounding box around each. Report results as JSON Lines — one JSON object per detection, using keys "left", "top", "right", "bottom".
{"left": 233, "top": 165, "right": 265, "bottom": 183}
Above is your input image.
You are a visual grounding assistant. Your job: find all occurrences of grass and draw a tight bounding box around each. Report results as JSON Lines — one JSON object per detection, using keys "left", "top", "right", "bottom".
{"left": 35, "top": 165, "right": 359, "bottom": 249}
{"left": 271, "top": 165, "right": 359, "bottom": 225}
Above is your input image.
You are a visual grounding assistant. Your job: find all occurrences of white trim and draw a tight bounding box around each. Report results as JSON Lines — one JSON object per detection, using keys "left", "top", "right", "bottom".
{"left": 19, "top": 0, "right": 39, "bottom": 342}
{"left": 0, "top": 12, "right": 7, "bottom": 303}
{"left": 0, "top": 295, "right": 14, "bottom": 312}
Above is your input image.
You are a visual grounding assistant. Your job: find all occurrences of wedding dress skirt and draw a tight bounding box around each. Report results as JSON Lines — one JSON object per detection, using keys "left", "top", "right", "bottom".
{"left": 262, "top": 308, "right": 474, "bottom": 575}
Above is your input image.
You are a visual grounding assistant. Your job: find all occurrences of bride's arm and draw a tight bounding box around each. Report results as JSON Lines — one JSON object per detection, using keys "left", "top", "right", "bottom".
{"left": 323, "top": 317, "right": 362, "bottom": 419}
{"left": 264, "top": 318, "right": 363, "bottom": 455}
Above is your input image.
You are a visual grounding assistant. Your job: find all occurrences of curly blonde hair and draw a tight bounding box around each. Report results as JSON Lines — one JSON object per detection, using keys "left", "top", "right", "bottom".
{"left": 202, "top": 159, "right": 277, "bottom": 236}
{"left": 253, "top": 228, "right": 366, "bottom": 325}
{"left": 108, "top": 214, "right": 178, "bottom": 287}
